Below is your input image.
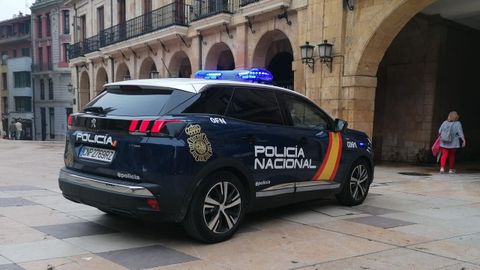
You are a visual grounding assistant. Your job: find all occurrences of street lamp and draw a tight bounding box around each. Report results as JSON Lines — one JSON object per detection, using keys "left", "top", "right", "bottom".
{"left": 300, "top": 42, "right": 315, "bottom": 72}
{"left": 318, "top": 40, "right": 333, "bottom": 72}
{"left": 67, "top": 83, "right": 75, "bottom": 94}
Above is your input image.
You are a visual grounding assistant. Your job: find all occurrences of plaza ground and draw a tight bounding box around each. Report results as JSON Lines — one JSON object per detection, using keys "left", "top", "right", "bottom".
{"left": 0, "top": 140, "right": 480, "bottom": 270}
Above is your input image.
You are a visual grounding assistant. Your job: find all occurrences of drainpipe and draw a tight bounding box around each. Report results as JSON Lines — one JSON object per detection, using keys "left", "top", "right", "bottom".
{"left": 75, "top": 65, "right": 79, "bottom": 112}
{"left": 198, "top": 34, "right": 203, "bottom": 70}
{"left": 31, "top": 66, "right": 36, "bottom": 140}
{"left": 110, "top": 0, "right": 113, "bottom": 27}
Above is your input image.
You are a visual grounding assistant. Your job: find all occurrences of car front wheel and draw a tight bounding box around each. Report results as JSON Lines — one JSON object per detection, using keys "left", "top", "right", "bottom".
{"left": 183, "top": 171, "right": 246, "bottom": 243}
{"left": 336, "top": 159, "right": 371, "bottom": 206}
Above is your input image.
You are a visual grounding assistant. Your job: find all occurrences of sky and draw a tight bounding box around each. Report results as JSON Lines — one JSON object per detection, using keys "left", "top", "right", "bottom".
{"left": 0, "top": 0, "right": 35, "bottom": 21}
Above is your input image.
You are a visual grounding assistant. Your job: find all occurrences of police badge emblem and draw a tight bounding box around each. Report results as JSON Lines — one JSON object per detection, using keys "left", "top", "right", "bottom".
{"left": 185, "top": 124, "right": 213, "bottom": 162}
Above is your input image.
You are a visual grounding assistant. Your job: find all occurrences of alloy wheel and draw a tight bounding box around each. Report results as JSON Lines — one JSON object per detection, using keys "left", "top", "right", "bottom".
{"left": 349, "top": 164, "right": 369, "bottom": 201}
{"left": 203, "top": 181, "right": 242, "bottom": 234}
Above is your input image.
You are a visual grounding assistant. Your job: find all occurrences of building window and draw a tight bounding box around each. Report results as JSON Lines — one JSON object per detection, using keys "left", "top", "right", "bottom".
{"left": 49, "top": 107, "right": 55, "bottom": 139}
{"left": 1, "top": 52, "right": 7, "bottom": 65}
{"left": 40, "top": 79, "right": 45, "bottom": 100}
{"left": 2, "top": 97, "right": 7, "bottom": 113}
{"left": 37, "top": 15, "right": 42, "bottom": 38}
{"left": 63, "top": 44, "right": 68, "bottom": 62}
{"left": 47, "top": 46, "right": 52, "bottom": 69}
{"left": 79, "top": 15, "right": 86, "bottom": 42}
{"left": 13, "top": 72, "right": 31, "bottom": 88}
{"left": 21, "top": 48, "right": 30, "bottom": 57}
{"left": 63, "top": 10, "right": 70, "bottom": 34}
{"left": 13, "top": 49, "right": 16, "bottom": 58}
{"left": 97, "top": 6, "right": 105, "bottom": 34}
{"left": 14, "top": 97, "right": 32, "bottom": 112}
{"left": 46, "top": 13, "right": 51, "bottom": 37}
{"left": 48, "top": 79, "right": 53, "bottom": 100}
{"left": 38, "top": 47, "right": 43, "bottom": 67}
{"left": 2, "top": 73, "right": 7, "bottom": 90}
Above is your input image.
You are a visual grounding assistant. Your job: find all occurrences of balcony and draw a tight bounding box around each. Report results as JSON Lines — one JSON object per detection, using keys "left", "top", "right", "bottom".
{"left": 240, "top": 0, "right": 260, "bottom": 7}
{"left": 191, "top": 0, "right": 235, "bottom": 21}
{"left": 0, "top": 33, "right": 30, "bottom": 45}
{"left": 240, "top": 0, "right": 291, "bottom": 17}
{"left": 32, "top": 63, "right": 53, "bottom": 72}
{"left": 68, "top": 3, "right": 190, "bottom": 60}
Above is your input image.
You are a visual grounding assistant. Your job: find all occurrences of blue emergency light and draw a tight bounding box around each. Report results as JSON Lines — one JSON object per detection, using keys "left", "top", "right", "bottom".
{"left": 194, "top": 68, "right": 273, "bottom": 84}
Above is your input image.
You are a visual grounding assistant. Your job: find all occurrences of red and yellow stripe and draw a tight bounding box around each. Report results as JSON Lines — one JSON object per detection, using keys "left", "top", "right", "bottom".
{"left": 312, "top": 132, "right": 343, "bottom": 181}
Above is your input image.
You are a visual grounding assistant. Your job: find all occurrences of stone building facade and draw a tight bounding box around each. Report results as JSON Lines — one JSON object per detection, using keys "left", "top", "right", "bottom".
{"left": 0, "top": 14, "right": 34, "bottom": 140}
{"left": 64, "top": 0, "right": 480, "bottom": 162}
{"left": 31, "top": 0, "right": 73, "bottom": 141}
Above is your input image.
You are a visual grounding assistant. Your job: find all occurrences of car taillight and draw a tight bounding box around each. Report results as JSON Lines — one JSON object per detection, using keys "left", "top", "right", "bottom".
{"left": 128, "top": 119, "right": 183, "bottom": 135}
{"left": 67, "top": 114, "right": 73, "bottom": 128}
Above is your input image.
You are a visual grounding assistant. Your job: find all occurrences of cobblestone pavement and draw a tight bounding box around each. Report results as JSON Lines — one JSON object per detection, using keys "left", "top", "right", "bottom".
{"left": 1, "top": 140, "right": 480, "bottom": 270}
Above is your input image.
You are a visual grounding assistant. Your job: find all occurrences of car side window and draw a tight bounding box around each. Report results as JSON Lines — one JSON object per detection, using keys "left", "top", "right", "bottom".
{"left": 182, "top": 87, "right": 233, "bottom": 115}
{"left": 226, "top": 87, "right": 283, "bottom": 125}
{"left": 282, "top": 93, "right": 331, "bottom": 130}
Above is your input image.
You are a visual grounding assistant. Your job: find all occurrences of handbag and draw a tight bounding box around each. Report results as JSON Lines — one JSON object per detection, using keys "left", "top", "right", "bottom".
{"left": 432, "top": 136, "right": 441, "bottom": 157}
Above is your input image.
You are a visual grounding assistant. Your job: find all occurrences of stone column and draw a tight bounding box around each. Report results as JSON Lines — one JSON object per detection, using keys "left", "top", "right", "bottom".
{"left": 234, "top": 23, "right": 248, "bottom": 69}
{"left": 340, "top": 75, "right": 377, "bottom": 136}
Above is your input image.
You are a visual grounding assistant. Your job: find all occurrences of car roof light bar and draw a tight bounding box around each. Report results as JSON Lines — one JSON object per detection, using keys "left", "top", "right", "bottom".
{"left": 194, "top": 68, "right": 273, "bottom": 84}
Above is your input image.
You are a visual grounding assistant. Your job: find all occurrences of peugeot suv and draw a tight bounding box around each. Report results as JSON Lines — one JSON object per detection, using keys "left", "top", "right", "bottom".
{"left": 59, "top": 79, "right": 373, "bottom": 243}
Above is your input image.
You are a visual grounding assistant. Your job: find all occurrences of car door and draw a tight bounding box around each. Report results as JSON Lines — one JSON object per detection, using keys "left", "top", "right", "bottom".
{"left": 223, "top": 86, "right": 302, "bottom": 203}
{"left": 279, "top": 92, "right": 342, "bottom": 199}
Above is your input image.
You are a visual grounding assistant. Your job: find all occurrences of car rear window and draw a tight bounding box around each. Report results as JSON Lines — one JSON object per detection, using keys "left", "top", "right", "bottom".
{"left": 84, "top": 87, "right": 187, "bottom": 116}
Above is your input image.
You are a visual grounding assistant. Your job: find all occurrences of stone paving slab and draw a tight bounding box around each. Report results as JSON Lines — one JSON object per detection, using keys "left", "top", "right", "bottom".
{"left": 345, "top": 216, "right": 415, "bottom": 229}
{"left": 33, "top": 222, "right": 117, "bottom": 239}
{"left": 64, "top": 233, "right": 163, "bottom": 253}
{"left": 0, "top": 198, "right": 38, "bottom": 207}
{"left": 0, "top": 264, "right": 24, "bottom": 270}
{"left": 97, "top": 245, "right": 197, "bottom": 269}
{"left": 0, "top": 239, "right": 87, "bottom": 263}
{"left": 0, "top": 256, "right": 11, "bottom": 265}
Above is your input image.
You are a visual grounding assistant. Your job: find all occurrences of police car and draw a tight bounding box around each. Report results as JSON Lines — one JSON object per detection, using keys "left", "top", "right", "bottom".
{"left": 59, "top": 69, "right": 373, "bottom": 243}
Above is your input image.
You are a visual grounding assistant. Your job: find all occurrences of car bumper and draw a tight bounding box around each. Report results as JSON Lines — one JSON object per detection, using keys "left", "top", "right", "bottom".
{"left": 58, "top": 167, "right": 177, "bottom": 222}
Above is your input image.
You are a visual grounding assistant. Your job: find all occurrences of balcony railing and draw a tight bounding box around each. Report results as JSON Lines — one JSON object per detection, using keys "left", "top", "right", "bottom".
{"left": 239, "top": 0, "right": 260, "bottom": 7}
{"left": 191, "top": 0, "right": 234, "bottom": 21}
{"left": 68, "top": 3, "right": 190, "bottom": 59}
{"left": 32, "top": 63, "right": 53, "bottom": 72}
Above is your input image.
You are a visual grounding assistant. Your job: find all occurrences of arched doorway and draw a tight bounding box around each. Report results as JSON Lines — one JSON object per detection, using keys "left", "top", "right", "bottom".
{"left": 79, "top": 71, "right": 90, "bottom": 110}
{"left": 205, "top": 42, "right": 235, "bottom": 70}
{"left": 95, "top": 67, "right": 108, "bottom": 96}
{"left": 139, "top": 57, "right": 158, "bottom": 79}
{"left": 352, "top": 0, "right": 480, "bottom": 162}
{"left": 115, "top": 62, "right": 131, "bottom": 81}
{"left": 168, "top": 51, "right": 192, "bottom": 78}
{"left": 253, "top": 30, "right": 294, "bottom": 89}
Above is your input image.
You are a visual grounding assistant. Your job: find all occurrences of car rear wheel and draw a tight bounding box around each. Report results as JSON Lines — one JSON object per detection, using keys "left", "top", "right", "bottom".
{"left": 336, "top": 159, "right": 371, "bottom": 206}
{"left": 183, "top": 171, "right": 246, "bottom": 243}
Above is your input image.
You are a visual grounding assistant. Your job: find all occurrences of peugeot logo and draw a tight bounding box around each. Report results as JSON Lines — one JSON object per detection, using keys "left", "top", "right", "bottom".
{"left": 91, "top": 118, "right": 97, "bottom": 128}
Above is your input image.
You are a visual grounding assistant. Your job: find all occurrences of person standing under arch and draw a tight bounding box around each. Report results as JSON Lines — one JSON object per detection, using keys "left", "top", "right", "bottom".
{"left": 438, "top": 111, "right": 466, "bottom": 174}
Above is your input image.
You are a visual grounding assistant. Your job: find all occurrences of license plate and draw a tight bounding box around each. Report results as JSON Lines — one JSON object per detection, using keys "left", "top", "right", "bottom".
{"left": 79, "top": 146, "right": 115, "bottom": 163}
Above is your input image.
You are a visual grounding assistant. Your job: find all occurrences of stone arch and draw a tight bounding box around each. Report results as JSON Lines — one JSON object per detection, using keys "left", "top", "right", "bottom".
{"left": 350, "top": 0, "right": 436, "bottom": 76}
{"left": 168, "top": 51, "right": 192, "bottom": 78}
{"left": 139, "top": 57, "right": 158, "bottom": 79}
{"left": 78, "top": 71, "right": 90, "bottom": 110}
{"left": 95, "top": 67, "right": 108, "bottom": 96}
{"left": 205, "top": 42, "right": 235, "bottom": 70}
{"left": 253, "top": 29, "right": 294, "bottom": 89}
{"left": 115, "top": 62, "right": 131, "bottom": 81}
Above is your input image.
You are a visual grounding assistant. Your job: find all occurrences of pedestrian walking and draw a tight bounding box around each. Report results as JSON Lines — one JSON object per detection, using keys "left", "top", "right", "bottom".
{"left": 14, "top": 121, "right": 22, "bottom": 140}
{"left": 438, "top": 111, "right": 466, "bottom": 174}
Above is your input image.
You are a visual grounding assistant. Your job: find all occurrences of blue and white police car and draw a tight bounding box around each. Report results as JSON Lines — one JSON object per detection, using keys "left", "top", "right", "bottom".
{"left": 59, "top": 69, "right": 374, "bottom": 243}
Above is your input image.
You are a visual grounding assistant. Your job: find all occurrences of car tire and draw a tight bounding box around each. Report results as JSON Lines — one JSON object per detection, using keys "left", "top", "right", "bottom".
{"left": 336, "top": 159, "right": 371, "bottom": 206}
{"left": 183, "top": 171, "right": 246, "bottom": 243}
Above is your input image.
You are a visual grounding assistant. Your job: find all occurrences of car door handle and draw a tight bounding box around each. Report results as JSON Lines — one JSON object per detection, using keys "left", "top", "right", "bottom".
{"left": 242, "top": 134, "right": 257, "bottom": 143}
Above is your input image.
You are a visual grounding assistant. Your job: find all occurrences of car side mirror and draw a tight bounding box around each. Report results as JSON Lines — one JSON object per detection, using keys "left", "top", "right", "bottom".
{"left": 334, "top": 119, "right": 348, "bottom": 132}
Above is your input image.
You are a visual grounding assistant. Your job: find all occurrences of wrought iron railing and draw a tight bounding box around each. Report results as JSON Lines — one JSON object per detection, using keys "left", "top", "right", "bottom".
{"left": 191, "top": 0, "right": 234, "bottom": 21}
{"left": 68, "top": 3, "right": 190, "bottom": 59}
{"left": 239, "top": 0, "right": 260, "bottom": 7}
